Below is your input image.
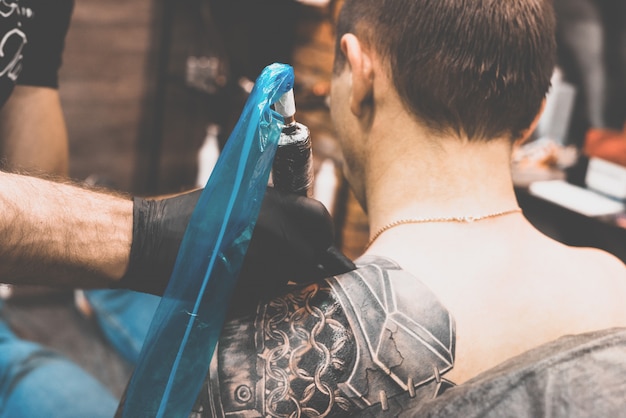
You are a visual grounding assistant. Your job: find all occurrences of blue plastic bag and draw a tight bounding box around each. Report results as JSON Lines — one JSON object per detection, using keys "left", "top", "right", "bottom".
{"left": 121, "top": 63, "right": 294, "bottom": 418}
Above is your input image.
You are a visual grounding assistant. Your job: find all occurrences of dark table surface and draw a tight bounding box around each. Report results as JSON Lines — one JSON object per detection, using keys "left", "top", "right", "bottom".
{"left": 514, "top": 157, "right": 626, "bottom": 264}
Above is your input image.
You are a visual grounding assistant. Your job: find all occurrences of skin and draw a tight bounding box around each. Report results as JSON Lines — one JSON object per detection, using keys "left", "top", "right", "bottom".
{"left": 0, "top": 86, "right": 69, "bottom": 176}
{"left": 330, "top": 33, "right": 626, "bottom": 384}
{"left": 0, "top": 170, "right": 132, "bottom": 288}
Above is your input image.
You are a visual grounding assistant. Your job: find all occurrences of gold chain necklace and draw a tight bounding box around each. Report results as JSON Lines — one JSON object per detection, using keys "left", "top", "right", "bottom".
{"left": 366, "top": 207, "right": 522, "bottom": 250}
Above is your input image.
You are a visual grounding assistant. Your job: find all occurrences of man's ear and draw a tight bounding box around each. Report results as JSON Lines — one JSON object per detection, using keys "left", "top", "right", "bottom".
{"left": 516, "top": 99, "right": 546, "bottom": 145}
{"left": 340, "top": 34, "right": 374, "bottom": 117}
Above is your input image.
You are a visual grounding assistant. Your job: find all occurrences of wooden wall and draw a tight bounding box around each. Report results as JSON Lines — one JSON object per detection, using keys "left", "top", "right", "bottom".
{"left": 59, "top": 0, "right": 155, "bottom": 192}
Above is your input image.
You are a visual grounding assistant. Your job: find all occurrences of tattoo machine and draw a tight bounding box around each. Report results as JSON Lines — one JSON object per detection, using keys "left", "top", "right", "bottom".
{"left": 272, "top": 88, "right": 314, "bottom": 197}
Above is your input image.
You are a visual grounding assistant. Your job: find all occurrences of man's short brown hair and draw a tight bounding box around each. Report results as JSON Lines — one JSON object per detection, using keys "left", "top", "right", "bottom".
{"left": 334, "top": 0, "right": 556, "bottom": 141}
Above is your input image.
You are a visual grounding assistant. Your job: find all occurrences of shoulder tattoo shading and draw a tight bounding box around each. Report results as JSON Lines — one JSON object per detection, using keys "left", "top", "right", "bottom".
{"left": 192, "top": 256, "right": 456, "bottom": 417}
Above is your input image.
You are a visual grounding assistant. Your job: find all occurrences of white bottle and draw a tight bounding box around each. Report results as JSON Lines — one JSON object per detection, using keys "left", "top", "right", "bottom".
{"left": 196, "top": 124, "right": 221, "bottom": 188}
{"left": 313, "top": 158, "right": 339, "bottom": 216}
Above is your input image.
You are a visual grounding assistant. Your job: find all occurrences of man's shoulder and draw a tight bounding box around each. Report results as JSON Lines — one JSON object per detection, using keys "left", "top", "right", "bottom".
{"left": 529, "top": 231, "right": 626, "bottom": 280}
{"left": 552, "top": 245, "right": 626, "bottom": 324}
{"left": 561, "top": 245, "right": 626, "bottom": 280}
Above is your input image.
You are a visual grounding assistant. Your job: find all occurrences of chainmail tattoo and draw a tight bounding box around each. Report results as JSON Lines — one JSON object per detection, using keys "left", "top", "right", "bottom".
{"left": 191, "top": 256, "right": 456, "bottom": 417}
{"left": 262, "top": 284, "right": 356, "bottom": 416}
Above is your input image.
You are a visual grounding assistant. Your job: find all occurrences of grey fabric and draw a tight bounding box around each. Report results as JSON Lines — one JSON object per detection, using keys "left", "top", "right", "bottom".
{"left": 398, "top": 328, "right": 626, "bottom": 418}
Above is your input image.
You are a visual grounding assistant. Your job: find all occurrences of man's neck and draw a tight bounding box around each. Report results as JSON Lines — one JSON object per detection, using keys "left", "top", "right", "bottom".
{"left": 363, "top": 117, "right": 519, "bottom": 241}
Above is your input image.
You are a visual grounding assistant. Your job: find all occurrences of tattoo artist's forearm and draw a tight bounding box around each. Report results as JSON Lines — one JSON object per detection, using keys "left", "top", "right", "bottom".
{"left": 0, "top": 172, "right": 133, "bottom": 287}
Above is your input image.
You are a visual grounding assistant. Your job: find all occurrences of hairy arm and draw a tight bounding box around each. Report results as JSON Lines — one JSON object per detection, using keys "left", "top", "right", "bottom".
{"left": 0, "top": 171, "right": 132, "bottom": 288}
{"left": 0, "top": 86, "right": 69, "bottom": 176}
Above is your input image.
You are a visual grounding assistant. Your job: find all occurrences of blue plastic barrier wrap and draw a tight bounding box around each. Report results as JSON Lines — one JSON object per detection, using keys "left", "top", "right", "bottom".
{"left": 121, "top": 63, "right": 294, "bottom": 418}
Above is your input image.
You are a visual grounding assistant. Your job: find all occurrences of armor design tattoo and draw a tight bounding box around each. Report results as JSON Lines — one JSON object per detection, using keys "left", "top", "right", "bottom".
{"left": 193, "top": 256, "right": 456, "bottom": 417}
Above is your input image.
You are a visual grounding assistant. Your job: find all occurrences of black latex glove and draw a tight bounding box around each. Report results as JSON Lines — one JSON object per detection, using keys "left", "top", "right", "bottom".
{"left": 118, "top": 187, "right": 355, "bottom": 295}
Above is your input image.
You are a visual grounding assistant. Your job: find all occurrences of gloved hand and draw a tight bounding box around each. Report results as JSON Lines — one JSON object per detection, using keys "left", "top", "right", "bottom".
{"left": 118, "top": 187, "right": 355, "bottom": 295}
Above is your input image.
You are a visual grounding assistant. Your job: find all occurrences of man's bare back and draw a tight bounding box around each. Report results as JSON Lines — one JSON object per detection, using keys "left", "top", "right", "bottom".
{"left": 373, "top": 215, "right": 626, "bottom": 384}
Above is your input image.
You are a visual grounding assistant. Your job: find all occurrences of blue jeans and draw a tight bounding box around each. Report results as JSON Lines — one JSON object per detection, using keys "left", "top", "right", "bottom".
{"left": 0, "top": 320, "right": 117, "bottom": 418}
{"left": 84, "top": 289, "right": 160, "bottom": 365}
